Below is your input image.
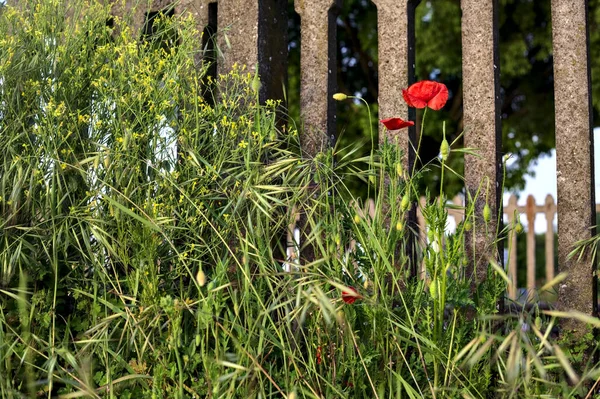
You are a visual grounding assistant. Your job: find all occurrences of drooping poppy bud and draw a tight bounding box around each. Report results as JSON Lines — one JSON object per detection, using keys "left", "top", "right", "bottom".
{"left": 515, "top": 221, "right": 523, "bottom": 234}
{"left": 333, "top": 93, "right": 348, "bottom": 101}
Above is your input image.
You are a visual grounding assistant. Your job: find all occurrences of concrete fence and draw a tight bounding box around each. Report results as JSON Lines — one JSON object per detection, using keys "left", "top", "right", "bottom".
{"left": 12, "top": 0, "right": 596, "bottom": 322}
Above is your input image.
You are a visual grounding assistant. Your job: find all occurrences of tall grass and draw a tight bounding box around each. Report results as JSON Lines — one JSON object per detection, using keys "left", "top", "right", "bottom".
{"left": 1, "top": 1, "right": 599, "bottom": 398}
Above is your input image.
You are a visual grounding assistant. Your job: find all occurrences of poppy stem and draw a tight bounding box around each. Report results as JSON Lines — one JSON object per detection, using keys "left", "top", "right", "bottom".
{"left": 348, "top": 95, "right": 375, "bottom": 197}
{"left": 412, "top": 107, "right": 427, "bottom": 178}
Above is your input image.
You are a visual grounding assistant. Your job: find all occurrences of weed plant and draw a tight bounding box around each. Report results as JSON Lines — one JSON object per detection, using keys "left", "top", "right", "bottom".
{"left": 1, "top": 1, "right": 600, "bottom": 398}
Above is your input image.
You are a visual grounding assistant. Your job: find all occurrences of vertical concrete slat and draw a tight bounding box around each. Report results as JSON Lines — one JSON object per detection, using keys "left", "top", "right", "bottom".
{"left": 551, "top": 0, "right": 596, "bottom": 326}
{"left": 109, "top": 0, "right": 150, "bottom": 37}
{"left": 217, "top": 0, "right": 287, "bottom": 105}
{"left": 372, "top": 0, "right": 419, "bottom": 276}
{"left": 461, "top": 0, "right": 502, "bottom": 290}
{"left": 175, "top": 0, "right": 214, "bottom": 46}
{"left": 372, "top": 0, "right": 412, "bottom": 162}
{"left": 217, "top": 0, "right": 259, "bottom": 73}
{"left": 294, "top": 0, "right": 340, "bottom": 157}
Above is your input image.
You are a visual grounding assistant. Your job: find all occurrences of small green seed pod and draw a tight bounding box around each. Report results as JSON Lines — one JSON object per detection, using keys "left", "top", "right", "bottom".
{"left": 440, "top": 139, "right": 450, "bottom": 161}
{"left": 464, "top": 220, "right": 473, "bottom": 231}
{"left": 395, "top": 220, "right": 403, "bottom": 232}
{"left": 483, "top": 204, "right": 491, "bottom": 223}
{"left": 395, "top": 162, "right": 403, "bottom": 177}
{"left": 515, "top": 221, "right": 523, "bottom": 234}
{"left": 400, "top": 193, "right": 410, "bottom": 212}
{"left": 429, "top": 278, "right": 438, "bottom": 299}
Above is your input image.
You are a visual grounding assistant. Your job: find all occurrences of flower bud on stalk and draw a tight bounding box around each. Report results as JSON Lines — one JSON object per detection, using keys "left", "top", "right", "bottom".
{"left": 515, "top": 220, "right": 523, "bottom": 234}
{"left": 333, "top": 93, "right": 348, "bottom": 101}
{"left": 395, "top": 220, "right": 403, "bottom": 232}
{"left": 440, "top": 138, "right": 450, "bottom": 161}
{"left": 483, "top": 204, "right": 491, "bottom": 223}
{"left": 400, "top": 193, "right": 410, "bottom": 212}
{"left": 429, "top": 278, "right": 438, "bottom": 299}
{"left": 395, "top": 162, "right": 403, "bottom": 178}
{"left": 463, "top": 220, "right": 472, "bottom": 232}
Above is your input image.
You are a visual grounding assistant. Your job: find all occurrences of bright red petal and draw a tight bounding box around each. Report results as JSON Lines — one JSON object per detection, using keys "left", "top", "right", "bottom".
{"left": 427, "top": 84, "right": 448, "bottom": 110}
{"left": 403, "top": 81, "right": 448, "bottom": 110}
{"left": 342, "top": 287, "right": 361, "bottom": 304}
{"left": 380, "top": 117, "right": 414, "bottom": 130}
{"left": 402, "top": 89, "right": 427, "bottom": 109}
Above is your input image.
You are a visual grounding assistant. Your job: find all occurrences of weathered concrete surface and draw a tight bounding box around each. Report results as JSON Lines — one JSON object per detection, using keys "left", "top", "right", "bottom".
{"left": 552, "top": 0, "right": 595, "bottom": 333}
{"left": 217, "top": 0, "right": 259, "bottom": 73}
{"left": 371, "top": 0, "right": 412, "bottom": 167}
{"left": 217, "top": 0, "right": 287, "bottom": 104}
{"left": 294, "top": 0, "right": 340, "bottom": 157}
{"left": 461, "top": 0, "right": 502, "bottom": 290}
{"left": 175, "top": 0, "right": 214, "bottom": 41}
{"left": 372, "top": 0, "right": 419, "bottom": 275}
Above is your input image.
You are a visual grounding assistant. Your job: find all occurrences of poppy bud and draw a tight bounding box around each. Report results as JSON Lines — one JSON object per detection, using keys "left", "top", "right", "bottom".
{"left": 369, "top": 175, "right": 377, "bottom": 186}
{"left": 196, "top": 269, "right": 206, "bottom": 287}
{"left": 483, "top": 204, "right": 491, "bottom": 223}
{"left": 395, "top": 220, "right": 403, "bottom": 232}
{"left": 401, "top": 193, "right": 410, "bottom": 212}
{"left": 440, "top": 139, "right": 450, "bottom": 161}
{"left": 395, "top": 162, "right": 403, "bottom": 178}
{"left": 535, "top": 316, "right": 542, "bottom": 329}
{"left": 430, "top": 278, "right": 438, "bottom": 299}
{"left": 333, "top": 93, "right": 348, "bottom": 101}
{"left": 251, "top": 75, "right": 262, "bottom": 93}
{"left": 464, "top": 220, "right": 472, "bottom": 231}
{"left": 354, "top": 214, "right": 361, "bottom": 224}
{"left": 195, "top": 334, "right": 201, "bottom": 346}
{"left": 515, "top": 221, "right": 523, "bottom": 234}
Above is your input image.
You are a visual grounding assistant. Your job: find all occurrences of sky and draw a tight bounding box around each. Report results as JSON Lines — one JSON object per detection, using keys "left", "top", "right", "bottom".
{"left": 443, "top": 128, "right": 600, "bottom": 234}
{"left": 502, "top": 127, "right": 600, "bottom": 233}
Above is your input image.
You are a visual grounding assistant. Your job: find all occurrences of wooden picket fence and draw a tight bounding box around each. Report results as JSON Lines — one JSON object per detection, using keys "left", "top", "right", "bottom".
{"left": 22, "top": 0, "right": 596, "bottom": 322}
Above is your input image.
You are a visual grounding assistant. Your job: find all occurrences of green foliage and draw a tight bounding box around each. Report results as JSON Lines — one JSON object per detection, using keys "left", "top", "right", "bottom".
{"left": 1, "top": 2, "right": 600, "bottom": 398}
{"left": 287, "top": 0, "right": 600, "bottom": 198}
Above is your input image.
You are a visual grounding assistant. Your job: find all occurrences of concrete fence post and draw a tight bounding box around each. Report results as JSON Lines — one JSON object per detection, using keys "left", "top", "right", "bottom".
{"left": 294, "top": 0, "right": 341, "bottom": 157}
{"left": 551, "top": 0, "right": 596, "bottom": 332}
{"left": 461, "top": 0, "right": 502, "bottom": 291}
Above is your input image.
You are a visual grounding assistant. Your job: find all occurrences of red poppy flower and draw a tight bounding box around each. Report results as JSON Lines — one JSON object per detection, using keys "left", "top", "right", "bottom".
{"left": 342, "top": 287, "right": 361, "bottom": 304}
{"left": 316, "top": 346, "right": 322, "bottom": 365}
{"left": 402, "top": 80, "right": 448, "bottom": 110}
{"left": 380, "top": 117, "right": 414, "bottom": 130}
